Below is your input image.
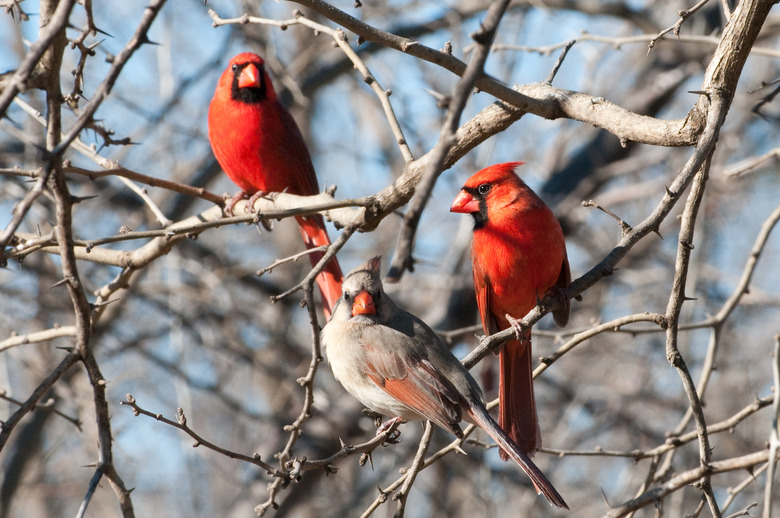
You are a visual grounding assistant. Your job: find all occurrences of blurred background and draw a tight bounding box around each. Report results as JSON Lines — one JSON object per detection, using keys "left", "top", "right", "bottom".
{"left": 1, "top": 0, "right": 779, "bottom": 516}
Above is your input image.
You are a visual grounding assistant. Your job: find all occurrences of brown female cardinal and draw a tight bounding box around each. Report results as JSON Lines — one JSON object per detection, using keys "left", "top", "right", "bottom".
{"left": 450, "top": 162, "right": 570, "bottom": 459}
{"left": 208, "top": 52, "right": 343, "bottom": 318}
{"left": 322, "top": 257, "right": 568, "bottom": 509}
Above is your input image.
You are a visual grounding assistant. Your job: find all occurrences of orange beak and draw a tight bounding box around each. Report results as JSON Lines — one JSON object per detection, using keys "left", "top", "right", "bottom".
{"left": 351, "top": 290, "right": 376, "bottom": 316}
{"left": 238, "top": 63, "right": 261, "bottom": 89}
{"left": 450, "top": 190, "right": 479, "bottom": 213}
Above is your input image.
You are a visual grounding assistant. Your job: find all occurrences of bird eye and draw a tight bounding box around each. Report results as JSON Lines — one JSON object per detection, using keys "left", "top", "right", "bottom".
{"left": 231, "top": 64, "right": 238, "bottom": 71}
{"left": 343, "top": 293, "right": 351, "bottom": 301}
{"left": 478, "top": 183, "right": 491, "bottom": 195}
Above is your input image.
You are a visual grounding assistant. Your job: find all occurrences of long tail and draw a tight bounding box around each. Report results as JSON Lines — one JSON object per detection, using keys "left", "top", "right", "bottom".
{"left": 467, "top": 405, "right": 568, "bottom": 509}
{"left": 499, "top": 331, "right": 541, "bottom": 458}
{"left": 295, "top": 214, "right": 343, "bottom": 319}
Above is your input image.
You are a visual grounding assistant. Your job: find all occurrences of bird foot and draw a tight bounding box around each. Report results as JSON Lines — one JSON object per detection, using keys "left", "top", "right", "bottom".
{"left": 245, "top": 190, "right": 269, "bottom": 213}
{"left": 376, "top": 416, "right": 404, "bottom": 444}
{"left": 224, "top": 190, "right": 251, "bottom": 217}
{"left": 505, "top": 313, "right": 530, "bottom": 342}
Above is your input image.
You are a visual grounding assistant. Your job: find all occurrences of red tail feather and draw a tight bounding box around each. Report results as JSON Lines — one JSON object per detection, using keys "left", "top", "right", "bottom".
{"left": 498, "top": 333, "right": 540, "bottom": 458}
{"left": 296, "top": 215, "right": 343, "bottom": 319}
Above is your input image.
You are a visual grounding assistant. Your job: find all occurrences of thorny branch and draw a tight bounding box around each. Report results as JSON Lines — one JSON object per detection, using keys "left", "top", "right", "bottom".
{"left": 385, "top": 0, "right": 511, "bottom": 280}
{"left": 120, "top": 394, "right": 282, "bottom": 476}
{"left": 1, "top": 0, "right": 779, "bottom": 516}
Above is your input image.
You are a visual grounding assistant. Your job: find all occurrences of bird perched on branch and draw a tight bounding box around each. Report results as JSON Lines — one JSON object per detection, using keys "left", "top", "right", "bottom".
{"left": 450, "top": 162, "right": 571, "bottom": 459}
{"left": 208, "top": 52, "right": 342, "bottom": 318}
{"left": 322, "top": 257, "right": 568, "bottom": 509}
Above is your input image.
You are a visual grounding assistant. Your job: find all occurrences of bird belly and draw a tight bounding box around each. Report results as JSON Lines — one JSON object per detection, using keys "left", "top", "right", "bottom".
{"left": 325, "top": 323, "right": 424, "bottom": 421}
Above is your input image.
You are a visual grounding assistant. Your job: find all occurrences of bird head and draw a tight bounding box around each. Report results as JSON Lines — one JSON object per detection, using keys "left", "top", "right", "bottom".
{"left": 222, "top": 52, "right": 277, "bottom": 104}
{"left": 333, "top": 256, "right": 387, "bottom": 321}
{"left": 450, "top": 162, "right": 531, "bottom": 228}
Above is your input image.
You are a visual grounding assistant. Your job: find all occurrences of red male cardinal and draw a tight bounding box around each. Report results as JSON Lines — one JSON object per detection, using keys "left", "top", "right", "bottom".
{"left": 322, "top": 257, "right": 568, "bottom": 509}
{"left": 450, "top": 162, "right": 570, "bottom": 458}
{"left": 208, "top": 52, "right": 343, "bottom": 318}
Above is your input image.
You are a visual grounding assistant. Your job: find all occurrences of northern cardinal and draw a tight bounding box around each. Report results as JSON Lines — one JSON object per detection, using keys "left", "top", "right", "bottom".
{"left": 450, "top": 162, "right": 570, "bottom": 459}
{"left": 208, "top": 52, "right": 343, "bottom": 318}
{"left": 322, "top": 257, "right": 568, "bottom": 509}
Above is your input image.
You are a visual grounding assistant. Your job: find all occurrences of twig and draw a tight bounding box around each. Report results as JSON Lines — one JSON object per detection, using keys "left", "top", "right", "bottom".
{"left": 5, "top": 194, "right": 368, "bottom": 263}
{"left": 0, "top": 353, "right": 80, "bottom": 451}
{"left": 257, "top": 246, "right": 329, "bottom": 276}
{"left": 0, "top": 0, "right": 78, "bottom": 118}
{"left": 292, "top": 12, "right": 414, "bottom": 164}
{"left": 582, "top": 199, "right": 634, "bottom": 235}
{"left": 0, "top": 389, "right": 82, "bottom": 430}
{"left": 292, "top": 0, "right": 697, "bottom": 148}
{"left": 0, "top": 325, "right": 77, "bottom": 352}
{"left": 120, "top": 394, "right": 283, "bottom": 476}
{"left": 723, "top": 147, "right": 780, "bottom": 177}
{"left": 271, "top": 226, "right": 356, "bottom": 304}
{"left": 360, "top": 423, "right": 481, "bottom": 517}
{"left": 11, "top": 95, "right": 224, "bottom": 205}
{"left": 607, "top": 449, "right": 780, "bottom": 517}
{"left": 764, "top": 335, "right": 780, "bottom": 518}
{"left": 532, "top": 313, "right": 665, "bottom": 376}
{"left": 394, "top": 422, "right": 434, "bottom": 517}
{"left": 76, "top": 469, "right": 103, "bottom": 518}
{"left": 723, "top": 467, "right": 763, "bottom": 514}
{"left": 543, "top": 40, "right": 576, "bottom": 85}
{"left": 114, "top": 175, "right": 172, "bottom": 227}
{"left": 0, "top": 0, "right": 171, "bottom": 254}
{"left": 493, "top": 33, "right": 780, "bottom": 59}
{"left": 288, "top": 420, "right": 403, "bottom": 474}
{"left": 647, "top": 0, "right": 713, "bottom": 53}
{"left": 542, "top": 395, "right": 773, "bottom": 460}
{"left": 0, "top": 167, "right": 41, "bottom": 178}
{"left": 663, "top": 138, "right": 720, "bottom": 515}
{"left": 385, "top": 0, "right": 511, "bottom": 281}
{"left": 262, "top": 283, "right": 326, "bottom": 511}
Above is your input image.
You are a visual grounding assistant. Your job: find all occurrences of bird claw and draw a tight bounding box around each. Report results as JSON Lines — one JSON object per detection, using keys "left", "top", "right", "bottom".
{"left": 245, "top": 190, "right": 268, "bottom": 213}
{"left": 224, "top": 190, "right": 250, "bottom": 217}
{"left": 382, "top": 429, "right": 402, "bottom": 445}
{"left": 376, "top": 417, "right": 404, "bottom": 444}
{"left": 505, "top": 313, "right": 530, "bottom": 342}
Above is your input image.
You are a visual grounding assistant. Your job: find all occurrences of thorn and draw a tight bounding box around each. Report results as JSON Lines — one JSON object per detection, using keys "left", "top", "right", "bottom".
{"left": 51, "top": 277, "right": 69, "bottom": 288}
{"left": 71, "top": 193, "right": 100, "bottom": 204}
{"left": 453, "top": 445, "right": 468, "bottom": 455}
{"left": 93, "top": 26, "right": 114, "bottom": 38}
{"left": 140, "top": 36, "right": 160, "bottom": 46}
{"left": 424, "top": 88, "right": 447, "bottom": 103}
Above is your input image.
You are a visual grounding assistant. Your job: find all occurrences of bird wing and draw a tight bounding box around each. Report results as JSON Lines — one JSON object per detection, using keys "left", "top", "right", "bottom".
{"left": 360, "top": 328, "right": 463, "bottom": 435}
{"left": 551, "top": 250, "right": 571, "bottom": 328}
{"left": 472, "top": 259, "right": 499, "bottom": 336}
{"left": 275, "top": 105, "right": 321, "bottom": 196}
